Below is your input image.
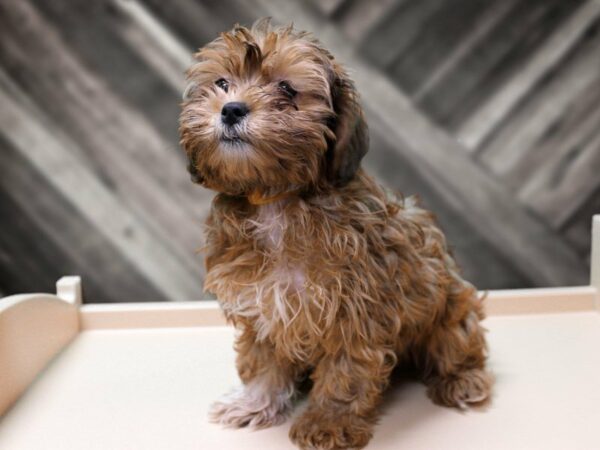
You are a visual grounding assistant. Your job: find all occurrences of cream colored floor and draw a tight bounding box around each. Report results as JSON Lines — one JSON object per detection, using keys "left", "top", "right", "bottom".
{"left": 1, "top": 312, "right": 599, "bottom": 450}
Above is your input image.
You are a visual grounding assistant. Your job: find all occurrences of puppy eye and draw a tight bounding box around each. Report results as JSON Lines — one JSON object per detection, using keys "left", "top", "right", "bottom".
{"left": 215, "top": 78, "right": 229, "bottom": 92}
{"left": 278, "top": 81, "right": 297, "bottom": 98}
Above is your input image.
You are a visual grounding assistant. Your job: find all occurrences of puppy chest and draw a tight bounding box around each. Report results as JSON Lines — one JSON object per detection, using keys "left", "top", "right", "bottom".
{"left": 213, "top": 202, "right": 337, "bottom": 359}
{"left": 250, "top": 202, "right": 287, "bottom": 250}
{"left": 247, "top": 263, "right": 309, "bottom": 336}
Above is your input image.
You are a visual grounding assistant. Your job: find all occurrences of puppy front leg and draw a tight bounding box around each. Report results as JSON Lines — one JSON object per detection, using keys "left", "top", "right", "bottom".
{"left": 290, "top": 347, "right": 395, "bottom": 450}
{"left": 209, "top": 325, "right": 299, "bottom": 429}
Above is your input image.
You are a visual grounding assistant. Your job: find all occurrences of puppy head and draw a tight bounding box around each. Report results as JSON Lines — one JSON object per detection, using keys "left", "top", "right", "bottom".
{"left": 179, "top": 19, "right": 368, "bottom": 198}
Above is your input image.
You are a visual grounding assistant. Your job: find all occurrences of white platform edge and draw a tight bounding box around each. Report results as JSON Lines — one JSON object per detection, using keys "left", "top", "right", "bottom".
{"left": 0, "top": 277, "right": 81, "bottom": 417}
{"left": 74, "top": 285, "right": 599, "bottom": 330}
{"left": 591, "top": 215, "right": 600, "bottom": 308}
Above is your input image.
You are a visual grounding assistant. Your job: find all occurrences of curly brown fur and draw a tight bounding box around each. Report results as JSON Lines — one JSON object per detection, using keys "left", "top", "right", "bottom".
{"left": 180, "top": 18, "right": 492, "bottom": 450}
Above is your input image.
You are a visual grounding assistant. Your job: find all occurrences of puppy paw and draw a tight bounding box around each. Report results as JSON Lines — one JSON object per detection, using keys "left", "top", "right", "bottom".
{"left": 209, "top": 381, "right": 294, "bottom": 429}
{"left": 289, "top": 409, "right": 373, "bottom": 449}
{"left": 427, "top": 368, "right": 493, "bottom": 409}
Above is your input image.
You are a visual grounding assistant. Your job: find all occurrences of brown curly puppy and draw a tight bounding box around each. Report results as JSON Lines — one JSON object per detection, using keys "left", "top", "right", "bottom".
{"left": 180, "top": 19, "right": 492, "bottom": 450}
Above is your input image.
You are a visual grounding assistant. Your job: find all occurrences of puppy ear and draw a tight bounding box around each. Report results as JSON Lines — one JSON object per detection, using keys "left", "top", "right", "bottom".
{"left": 326, "top": 62, "right": 369, "bottom": 186}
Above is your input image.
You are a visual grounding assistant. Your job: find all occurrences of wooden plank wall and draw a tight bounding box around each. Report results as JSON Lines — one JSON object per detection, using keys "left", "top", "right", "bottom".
{"left": 327, "top": 0, "right": 600, "bottom": 267}
{"left": 0, "top": 0, "right": 596, "bottom": 302}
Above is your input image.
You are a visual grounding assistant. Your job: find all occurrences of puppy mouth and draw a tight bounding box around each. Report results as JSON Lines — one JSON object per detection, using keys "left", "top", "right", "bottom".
{"left": 220, "top": 136, "right": 246, "bottom": 144}
{"left": 219, "top": 129, "right": 249, "bottom": 146}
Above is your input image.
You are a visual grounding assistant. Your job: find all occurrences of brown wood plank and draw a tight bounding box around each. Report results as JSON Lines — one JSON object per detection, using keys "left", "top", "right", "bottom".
{"left": 253, "top": 0, "right": 589, "bottom": 286}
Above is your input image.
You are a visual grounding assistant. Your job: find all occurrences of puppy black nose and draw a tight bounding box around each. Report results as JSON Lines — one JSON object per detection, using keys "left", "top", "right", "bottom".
{"left": 221, "top": 102, "right": 249, "bottom": 126}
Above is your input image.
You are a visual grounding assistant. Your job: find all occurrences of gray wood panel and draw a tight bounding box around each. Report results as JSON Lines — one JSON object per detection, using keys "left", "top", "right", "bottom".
{"left": 563, "top": 187, "right": 600, "bottom": 260}
{"left": 359, "top": 0, "right": 445, "bottom": 69}
{"left": 29, "top": 0, "right": 186, "bottom": 144}
{"left": 0, "top": 0, "right": 596, "bottom": 300}
{"left": 0, "top": 0, "right": 206, "bottom": 300}
{"left": 416, "top": 0, "right": 584, "bottom": 130}
{"left": 457, "top": 0, "right": 600, "bottom": 151}
{"left": 387, "top": 0, "right": 492, "bottom": 96}
{"left": 143, "top": 0, "right": 257, "bottom": 48}
{"left": 0, "top": 135, "right": 167, "bottom": 303}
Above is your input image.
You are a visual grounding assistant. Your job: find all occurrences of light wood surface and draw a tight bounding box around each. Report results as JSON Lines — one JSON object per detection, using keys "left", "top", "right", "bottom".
{"left": 1, "top": 312, "right": 600, "bottom": 449}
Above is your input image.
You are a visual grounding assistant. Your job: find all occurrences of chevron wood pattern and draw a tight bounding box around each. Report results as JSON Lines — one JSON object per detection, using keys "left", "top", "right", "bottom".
{"left": 0, "top": 0, "right": 596, "bottom": 301}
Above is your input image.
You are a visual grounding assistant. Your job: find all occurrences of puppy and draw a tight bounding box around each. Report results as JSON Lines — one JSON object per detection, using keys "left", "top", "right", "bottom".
{"left": 180, "top": 19, "right": 492, "bottom": 450}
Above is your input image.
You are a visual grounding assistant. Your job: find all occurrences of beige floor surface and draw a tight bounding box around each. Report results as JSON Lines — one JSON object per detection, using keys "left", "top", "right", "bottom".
{"left": 1, "top": 311, "right": 599, "bottom": 450}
